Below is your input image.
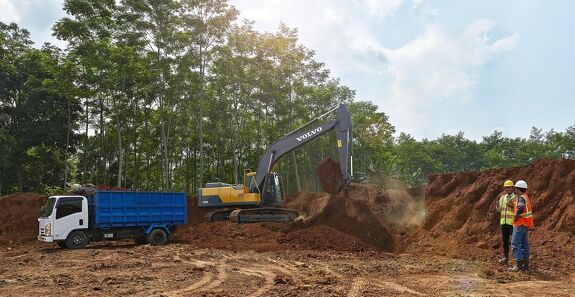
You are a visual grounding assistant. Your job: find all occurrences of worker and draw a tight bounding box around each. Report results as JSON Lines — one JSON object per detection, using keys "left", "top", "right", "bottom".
{"left": 509, "top": 180, "right": 534, "bottom": 272}
{"left": 495, "top": 180, "right": 516, "bottom": 264}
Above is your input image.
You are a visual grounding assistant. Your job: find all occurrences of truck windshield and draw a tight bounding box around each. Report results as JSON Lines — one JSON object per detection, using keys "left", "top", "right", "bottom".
{"left": 41, "top": 198, "right": 57, "bottom": 218}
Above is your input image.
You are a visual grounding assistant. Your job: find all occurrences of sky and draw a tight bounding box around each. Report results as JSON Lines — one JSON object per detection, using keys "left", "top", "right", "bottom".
{"left": 2, "top": 0, "right": 574, "bottom": 140}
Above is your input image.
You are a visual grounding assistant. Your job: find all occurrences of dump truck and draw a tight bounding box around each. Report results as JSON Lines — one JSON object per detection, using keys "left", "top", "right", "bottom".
{"left": 38, "top": 191, "right": 187, "bottom": 249}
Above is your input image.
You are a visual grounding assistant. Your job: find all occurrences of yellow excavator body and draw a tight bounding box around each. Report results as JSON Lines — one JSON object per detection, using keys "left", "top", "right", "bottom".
{"left": 197, "top": 171, "right": 261, "bottom": 208}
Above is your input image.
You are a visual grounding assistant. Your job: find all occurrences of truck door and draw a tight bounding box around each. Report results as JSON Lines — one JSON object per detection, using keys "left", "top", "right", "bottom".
{"left": 52, "top": 197, "right": 88, "bottom": 240}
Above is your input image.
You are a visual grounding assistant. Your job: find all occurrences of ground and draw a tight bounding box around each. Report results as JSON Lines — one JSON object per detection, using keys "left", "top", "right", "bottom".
{"left": 1, "top": 240, "right": 573, "bottom": 297}
{"left": 2, "top": 159, "right": 574, "bottom": 296}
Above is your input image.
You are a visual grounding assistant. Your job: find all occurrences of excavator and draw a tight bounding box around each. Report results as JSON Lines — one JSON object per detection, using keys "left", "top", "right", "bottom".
{"left": 197, "top": 104, "right": 353, "bottom": 223}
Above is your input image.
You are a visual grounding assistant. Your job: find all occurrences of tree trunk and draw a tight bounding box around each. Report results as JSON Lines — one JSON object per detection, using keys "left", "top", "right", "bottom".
{"left": 117, "top": 125, "right": 123, "bottom": 188}
{"left": 159, "top": 93, "right": 168, "bottom": 190}
{"left": 292, "top": 151, "right": 301, "bottom": 192}
{"left": 64, "top": 99, "right": 71, "bottom": 189}
{"left": 185, "top": 147, "right": 191, "bottom": 194}
{"left": 99, "top": 93, "right": 105, "bottom": 185}
{"left": 232, "top": 140, "right": 238, "bottom": 184}
{"left": 198, "top": 45, "right": 205, "bottom": 189}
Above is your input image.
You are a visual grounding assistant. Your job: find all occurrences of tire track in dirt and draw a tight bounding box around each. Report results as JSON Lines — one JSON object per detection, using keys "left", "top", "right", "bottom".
{"left": 180, "top": 272, "right": 214, "bottom": 293}
{"left": 202, "top": 261, "right": 228, "bottom": 291}
{"left": 163, "top": 258, "right": 219, "bottom": 296}
{"left": 347, "top": 277, "right": 427, "bottom": 297}
{"left": 347, "top": 278, "right": 366, "bottom": 297}
{"left": 375, "top": 279, "right": 427, "bottom": 296}
{"left": 266, "top": 258, "right": 307, "bottom": 280}
{"left": 237, "top": 267, "right": 277, "bottom": 297}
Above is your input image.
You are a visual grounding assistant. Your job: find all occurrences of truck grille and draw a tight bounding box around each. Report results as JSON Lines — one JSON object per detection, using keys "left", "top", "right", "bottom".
{"left": 40, "top": 228, "right": 45, "bottom": 236}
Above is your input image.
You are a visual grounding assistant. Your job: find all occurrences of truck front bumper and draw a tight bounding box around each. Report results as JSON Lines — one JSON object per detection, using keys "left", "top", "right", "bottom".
{"left": 38, "top": 235, "right": 54, "bottom": 242}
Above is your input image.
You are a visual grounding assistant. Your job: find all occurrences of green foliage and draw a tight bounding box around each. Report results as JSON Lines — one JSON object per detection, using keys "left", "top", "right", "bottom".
{"left": 1, "top": 1, "right": 574, "bottom": 195}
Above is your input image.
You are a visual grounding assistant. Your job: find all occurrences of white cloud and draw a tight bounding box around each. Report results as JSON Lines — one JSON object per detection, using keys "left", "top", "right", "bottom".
{"left": 323, "top": 7, "right": 347, "bottom": 25}
{"left": 349, "top": 20, "right": 519, "bottom": 135}
{"left": 0, "top": 0, "right": 20, "bottom": 22}
{"left": 363, "top": 0, "right": 405, "bottom": 18}
{"left": 412, "top": 0, "right": 424, "bottom": 9}
{"left": 231, "top": 1, "right": 520, "bottom": 138}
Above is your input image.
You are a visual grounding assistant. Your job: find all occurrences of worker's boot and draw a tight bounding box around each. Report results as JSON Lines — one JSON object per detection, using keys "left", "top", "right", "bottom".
{"left": 522, "top": 258, "right": 529, "bottom": 271}
{"left": 508, "top": 260, "right": 523, "bottom": 272}
{"left": 498, "top": 255, "right": 508, "bottom": 265}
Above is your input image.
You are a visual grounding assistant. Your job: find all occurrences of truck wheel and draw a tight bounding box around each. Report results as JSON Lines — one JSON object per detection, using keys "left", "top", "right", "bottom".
{"left": 66, "top": 230, "right": 88, "bottom": 249}
{"left": 56, "top": 241, "right": 67, "bottom": 249}
{"left": 147, "top": 229, "right": 167, "bottom": 246}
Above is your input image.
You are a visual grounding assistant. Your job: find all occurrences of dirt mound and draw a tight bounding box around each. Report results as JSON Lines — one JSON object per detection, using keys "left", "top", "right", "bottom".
{"left": 316, "top": 157, "right": 344, "bottom": 194}
{"left": 401, "top": 158, "right": 575, "bottom": 275}
{"left": 173, "top": 182, "right": 420, "bottom": 252}
{"left": 0, "top": 193, "right": 47, "bottom": 245}
{"left": 278, "top": 225, "right": 374, "bottom": 252}
{"left": 422, "top": 158, "right": 575, "bottom": 238}
{"left": 173, "top": 221, "right": 285, "bottom": 251}
{"left": 186, "top": 195, "right": 210, "bottom": 226}
{"left": 172, "top": 221, "right": 376, "bottom": 252}
{"left": 285, "top": 190, "right": 396, "bottom": 251}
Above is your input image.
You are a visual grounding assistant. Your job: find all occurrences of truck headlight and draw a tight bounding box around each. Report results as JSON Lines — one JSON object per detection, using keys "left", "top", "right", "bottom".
{"left": 45, "top": 223, "right": 51, "bottom": 236}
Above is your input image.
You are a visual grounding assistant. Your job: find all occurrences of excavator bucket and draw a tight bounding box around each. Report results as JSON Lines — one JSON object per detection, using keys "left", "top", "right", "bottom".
{"left": 316, "top": 157, "right": 347, "bottom": 195}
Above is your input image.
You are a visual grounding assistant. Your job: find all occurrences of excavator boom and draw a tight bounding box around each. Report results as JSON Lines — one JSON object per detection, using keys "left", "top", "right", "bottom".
{"left": 255, "top": 104, "right": 353, "bottom": 193}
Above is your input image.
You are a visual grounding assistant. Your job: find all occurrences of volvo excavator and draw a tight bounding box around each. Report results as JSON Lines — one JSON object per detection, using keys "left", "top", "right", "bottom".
{"left": 197, "top": 104, "right": 353, "bottom": 223}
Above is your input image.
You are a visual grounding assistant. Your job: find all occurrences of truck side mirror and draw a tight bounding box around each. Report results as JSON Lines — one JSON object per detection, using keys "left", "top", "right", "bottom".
{"left": 39, "top": 206, "right": 45, "bottom": 217}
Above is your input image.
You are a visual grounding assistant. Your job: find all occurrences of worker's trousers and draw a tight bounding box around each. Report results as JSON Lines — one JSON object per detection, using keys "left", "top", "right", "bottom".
{"left": 511, "top": 225, "right": 530, "bottom": 260}
{"left": 501, "top": 224, "right": 513, "bottom": 258}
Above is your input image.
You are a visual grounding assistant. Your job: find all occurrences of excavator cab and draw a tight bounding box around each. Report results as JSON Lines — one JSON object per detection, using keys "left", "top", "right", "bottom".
{"left": 261, "top": 172, "right": 283, "bottom": 207}
{"left": 243, "top": 170, "right": 283, "bottom": 207}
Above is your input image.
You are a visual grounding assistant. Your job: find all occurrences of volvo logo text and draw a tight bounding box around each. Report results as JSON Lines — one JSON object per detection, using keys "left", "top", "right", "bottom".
{"left": 296, "top": 127, "right": 323, "bottom": 141}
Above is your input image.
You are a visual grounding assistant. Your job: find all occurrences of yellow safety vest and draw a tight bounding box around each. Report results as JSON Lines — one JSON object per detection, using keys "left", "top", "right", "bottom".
{"left": 499, "top": 193, "right": 516, "bottom": 225}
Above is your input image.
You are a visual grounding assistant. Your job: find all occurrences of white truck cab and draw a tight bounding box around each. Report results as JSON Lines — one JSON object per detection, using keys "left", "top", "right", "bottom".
{"left": 38, "top": 195, "right": 88, "bottom": 246}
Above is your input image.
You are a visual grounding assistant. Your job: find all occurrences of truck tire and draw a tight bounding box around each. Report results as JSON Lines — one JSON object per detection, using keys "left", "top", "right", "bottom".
{"left": 147, "top": 229, "right": 168, "bottom": 246}
{"left": 66, "top": 230, "right": 88, "bottom": 249}
{"left": 56, "top": 241, "right": 67, "bottom": 249}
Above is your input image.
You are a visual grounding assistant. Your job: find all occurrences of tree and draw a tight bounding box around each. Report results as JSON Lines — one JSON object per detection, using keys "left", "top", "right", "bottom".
{"left": 0, "top": 22, "right": 81, "bottom": 192}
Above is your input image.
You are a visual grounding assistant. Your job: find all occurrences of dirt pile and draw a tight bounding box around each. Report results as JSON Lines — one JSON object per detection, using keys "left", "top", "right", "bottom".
{"left": 173, "top": 179, "right": 428, "bottom": 253}
{"left": 401, "top": 158, "right": 575, "bottom": 275}
{"left": 285, "top": 189, "right": 396, "bottom": 251}
{"left": 172, "top": 221, "right": 375, "bottom": 252}
{"left": 0, "top": 193, "right": 47, "bottom": 245}
{"left": 4, "top": 157, "right": 572, "bottom": 275}
{"left": 421, "top": 158, "right": 575, "bottom": 241}
{"left": 174, "top": 156, "right": 420, "bottom": 253}
{"left": 315, "top": 157, "right": 344, "bottom": 194}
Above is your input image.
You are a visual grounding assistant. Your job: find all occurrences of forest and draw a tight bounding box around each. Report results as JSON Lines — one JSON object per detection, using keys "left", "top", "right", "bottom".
{"left": 1, "top": 0, "right": 574, "bottom": 196}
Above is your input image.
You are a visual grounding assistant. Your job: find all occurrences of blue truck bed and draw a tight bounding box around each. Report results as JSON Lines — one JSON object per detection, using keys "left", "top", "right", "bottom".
{"left": 88, "top": 191, "right": 187, "bottom": 229}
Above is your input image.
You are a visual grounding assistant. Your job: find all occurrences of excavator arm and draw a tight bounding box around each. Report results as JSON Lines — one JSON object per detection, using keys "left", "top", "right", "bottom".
{"left": 254, "top": 104, "right": 353, "bottom": 193}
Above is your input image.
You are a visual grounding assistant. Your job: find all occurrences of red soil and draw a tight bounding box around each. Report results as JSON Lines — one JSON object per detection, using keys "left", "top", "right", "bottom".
{"left": 315, "top": 157, "right": 344, "bottom": 194}
{"left": 2, "top": 158, "right": 573, "bottom": 276}
{"left": 0, "top": 193, "right": 47, "bottom": 245}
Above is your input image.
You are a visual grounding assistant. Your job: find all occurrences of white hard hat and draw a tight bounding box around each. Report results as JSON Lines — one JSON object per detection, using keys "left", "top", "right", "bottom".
{"left": 515, "top": 180, "right": 528, "bottom": 189}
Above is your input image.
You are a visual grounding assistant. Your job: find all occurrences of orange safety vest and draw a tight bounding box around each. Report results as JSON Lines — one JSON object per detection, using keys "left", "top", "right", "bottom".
{"left": 513, "top": 193, "right": 534, "bottom": 227}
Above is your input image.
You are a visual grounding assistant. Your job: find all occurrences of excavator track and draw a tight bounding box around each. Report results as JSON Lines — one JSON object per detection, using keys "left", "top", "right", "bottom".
{"left": 229, "top": 208, "right": 299, "bottom": 223}
{"left": 205, "top": 210, "right": 234, "bottom": 222}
